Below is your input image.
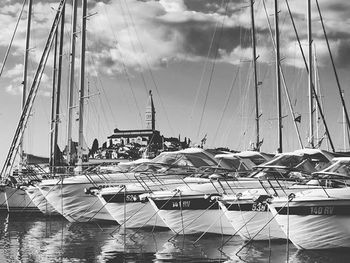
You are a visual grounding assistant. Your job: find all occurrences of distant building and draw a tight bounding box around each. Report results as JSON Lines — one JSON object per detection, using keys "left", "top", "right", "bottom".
{"left": 102, "top": 90, "right": 190, "bottom": 159}
{"left": 106, "top": 91, "right": 161, "bottom": 158}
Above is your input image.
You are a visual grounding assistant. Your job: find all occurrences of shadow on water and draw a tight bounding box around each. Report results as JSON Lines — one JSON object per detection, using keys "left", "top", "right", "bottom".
{"left": 1, "top": 212, "right": 350, "bottom": 262}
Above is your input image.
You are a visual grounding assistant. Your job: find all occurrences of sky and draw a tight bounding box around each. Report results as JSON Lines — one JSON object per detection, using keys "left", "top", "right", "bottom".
{"left": 1, "top": 0, "right": 350, "bottom": 167}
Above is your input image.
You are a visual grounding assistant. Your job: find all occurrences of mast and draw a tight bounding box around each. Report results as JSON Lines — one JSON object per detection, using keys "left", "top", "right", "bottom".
{"left": 77, "top": 0, "right": 87, "bottom": 170}
{"left": 53, "top": 4, "right": 65, "bottom": 169}
{"left": 19, "top": 0, "right": 32, "bottom": 168}
{"left": 250, "top": 0, "right": 259, "bottom": 151}
{"left": 307, "top": 0, "right": 314, "bottom": 148}
{"left": 49, "top": 29, "right": 58, "bottom": 168}
{"left": 66, "top": 0, "right": 78, "bottom": 165}
{"left": 314, "top": 45, "right": 319, "bottom": 143}
{"left": 274, "top": 0, "right": 282, "bottom": 153}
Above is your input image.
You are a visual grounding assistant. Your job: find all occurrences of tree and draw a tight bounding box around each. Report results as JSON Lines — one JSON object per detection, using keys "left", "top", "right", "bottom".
{"left": 90, "top": 138, "right": 99, "bottom": 156}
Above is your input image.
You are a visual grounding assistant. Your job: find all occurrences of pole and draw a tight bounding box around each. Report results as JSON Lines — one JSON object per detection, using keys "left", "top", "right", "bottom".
{"left": 66, "top": 0, "right": 78, "bottom": 165}
{"left": 49, "top": 29, "right": 58, "bottom": 168}
{"left": 77, "top": 0, "right": 87, "bottom": 171}
{"left": 274, "top": 0, "right": 282, "bottom": 153}
{"left": 19, "top": 0, "right": 32, "bottom": 168}
{"left": 250, "top": 0, "right": 260, "bottom": 151}
{"left": 53, "top": 4, "right": 65, "bottom": 169}
{"left": 307, "top": 0, "right": 314, "bottom": 148}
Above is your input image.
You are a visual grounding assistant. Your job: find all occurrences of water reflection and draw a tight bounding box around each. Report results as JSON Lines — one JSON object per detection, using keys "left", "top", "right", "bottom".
{"left": 1, "top": 212, "right": 350, "bottom": 262}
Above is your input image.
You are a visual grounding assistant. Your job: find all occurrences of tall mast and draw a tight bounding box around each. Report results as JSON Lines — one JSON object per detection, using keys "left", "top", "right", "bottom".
{"left": 314, "top": 45, "right": 319, "bottom": 143}
{"left": 77, "top": 0, "right": 87, "bottom": 170}
{"left": 66, "top": 0, "right": 78, "bottom": 165}
{"left": 307, "top": 0, "right": 314, "bottom": 148}
{"left": 53, "top": 4, "right": 65, "bottom": 168}
{"left": 250, "top": 0, "right": 259, "bottom": 151}
{"left": 19, "top": 0, "right": 32, "bottom": 167}
{"left": 50, "top": 29, "right": 58, "bottom": 168}
{"left": 274, "top": 0, "right": 282, "bottom": 153}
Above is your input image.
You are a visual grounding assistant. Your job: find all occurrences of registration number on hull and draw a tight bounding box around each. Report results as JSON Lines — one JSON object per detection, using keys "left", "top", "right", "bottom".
{"left": 252, "top": 202, "right": 268, "bottom": 212}
{"left": 310, "top": 206, "right": 334, "bottom": 215}
{"left": 172, "top": 201, "right": 191, "bottom": 208}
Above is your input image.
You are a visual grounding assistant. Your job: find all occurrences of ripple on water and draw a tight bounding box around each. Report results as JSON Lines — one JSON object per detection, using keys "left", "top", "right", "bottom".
{"left": 1, "top": 212, "right": 350, "bottom": 262}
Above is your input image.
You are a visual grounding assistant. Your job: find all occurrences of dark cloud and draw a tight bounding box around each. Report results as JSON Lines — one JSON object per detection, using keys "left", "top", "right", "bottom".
{"left": 159, "top": 18, "right": 251, "bottom": 58}
{"left": 184, "top": 0, "right": 248, "bottom": 15}
{"left": 335, "top": 39, "right": 350, "bottom": 67}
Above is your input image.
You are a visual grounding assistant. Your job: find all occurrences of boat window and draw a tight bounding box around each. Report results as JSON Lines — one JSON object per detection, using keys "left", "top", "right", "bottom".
{"left": 324, "top": 161, "right": 350, "bottom": 176}
{"left": 217, "top": 158, "right": 247, "bottom": 171}
{"left": 241, "top": 155, "right": 267, "bottom": 165}
{"left": 184, "top": 153, "right": 217, "bottom": 167}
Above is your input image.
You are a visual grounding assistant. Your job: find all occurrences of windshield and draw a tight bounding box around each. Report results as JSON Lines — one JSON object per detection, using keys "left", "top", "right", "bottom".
{"left": 317, "top": 160, "right": 350, "bottom": 177}
{"left": 151, "top": 152, "right": 218, "bottom": 168}
{"left": 241, "top": 155, "right": 268, "bottom": 166}
{"left": 129, "top": 151, "right": 219, "bottom": 174}
{"left": 253, "top": 153, "right": 331, "bottom": 179}
{"left": 218, "top": 158, "right": 248, "bottom": 171}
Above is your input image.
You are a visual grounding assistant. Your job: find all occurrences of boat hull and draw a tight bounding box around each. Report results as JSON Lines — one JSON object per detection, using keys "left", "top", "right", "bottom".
{"left": 218, "top": 200, "right": 285, "bottom": 240}
{"left": 269, "top": 188, "right": 350, "bottom": 249}
{"left": 99, "top": 192, "right": 167, "bottom": 228}
{"left": 24, "top": 186, "right": 59, "bottom": 215}
{"left": 0, "top": 185, "right": 40, "bottom": 213}
{"left": 149, "top": 197, "right": 235, "bottom": 235}
{"left": 38, "top": 177, "right": 115, "bottom": 222}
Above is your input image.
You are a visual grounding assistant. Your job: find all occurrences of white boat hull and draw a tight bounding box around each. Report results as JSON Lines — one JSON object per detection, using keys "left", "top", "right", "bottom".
{"left": 24, "top": 186, "right": 59, "bottom": 215}
{"left": 0, "top": 185, "right": 39, "bottom": 212}
{"left": 218, "top": 200, "right": 285, "bottom": 240}
{"left": 269, "top": 188, "right": 350, "bottom": 249}
{"left": 149, "top": 198, "right": 235, "bottom": 235}
{"left": 99, "top": 194, "right": 167, "bottom": 228}
{"left": 38, "top": 179, "right": 114, "bottom": 222}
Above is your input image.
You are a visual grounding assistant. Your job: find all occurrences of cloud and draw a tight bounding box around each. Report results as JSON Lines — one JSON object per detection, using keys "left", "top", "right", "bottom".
{"left": 5, "top": 84, "right": 22, "bottom": 95}
{"left": 3, "top": 63, "right": 23, "bottom": 78}
{"left": 1, "top": 0, "right": 350, "bottom": 87}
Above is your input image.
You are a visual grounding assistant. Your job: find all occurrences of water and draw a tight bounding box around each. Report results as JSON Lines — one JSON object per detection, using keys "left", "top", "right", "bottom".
{"left": 1, "top": 212, "right": 350, "bottom": 262}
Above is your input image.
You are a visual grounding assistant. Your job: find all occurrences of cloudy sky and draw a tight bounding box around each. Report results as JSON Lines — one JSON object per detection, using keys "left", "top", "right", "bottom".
{"left": 1, "top": 0, "right": 350, "bottom": 165}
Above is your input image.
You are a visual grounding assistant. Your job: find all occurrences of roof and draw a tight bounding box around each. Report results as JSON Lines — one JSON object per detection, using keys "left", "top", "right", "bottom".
{"left": 108, "top": 129, "right": 160, "bottom": 139}
{"left": 215, "top": 150, "right": 271, "bottom": 159}
{"left": 273, "top": 148, "right": 336, "bottom": 161}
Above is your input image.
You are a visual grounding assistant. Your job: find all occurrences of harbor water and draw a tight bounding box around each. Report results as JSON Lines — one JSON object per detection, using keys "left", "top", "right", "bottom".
{"left": 1, "top": 212, "right": 350, "bottom": 262}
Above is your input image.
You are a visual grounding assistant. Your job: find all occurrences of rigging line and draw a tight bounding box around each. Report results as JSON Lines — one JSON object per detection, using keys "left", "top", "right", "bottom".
{"left": 262, "top": 0, "right": 304, "bottom": 149}
{"left": 243, "top": 62, "right": 254, "bottom": 147}
{"left": 284, "top": 0, "right": 307, "bottom": 75}
{"left": 117, "top": 0, "right": 151, "bottom": 129}
{"left": 188, "top": 0, "right": 227, "bottom": 138}
{"left": 315, "top": 0, "right": 350, "bottom": 146}
{"left": 196, "top": 0, "right": 230, "bottom": 142}
{"left": 212, "top": 68, "right": 240, "bottom": 146}
{"left": 102, "top": 5, "right": 143, "bottom": 127}
{"left": 122, "top": 0, "right": 176, "bottom": 134}
{"left": 0, "top": 0, "right": 27, "bottom": 77}
{"left": 87, "top": 59, "right": 117, "bottom": 131}
{"left": 119, "top": 0, "right": 148, "bottom": 95}
{"left": 195, "top": 54, "right": 217, "bottom": 142}
{"left": 283, "top": 0, "right": 334, "bottom": 150}
{"left": 85, "top": 44, "right": 115, "bottom": 134}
